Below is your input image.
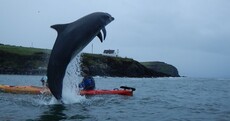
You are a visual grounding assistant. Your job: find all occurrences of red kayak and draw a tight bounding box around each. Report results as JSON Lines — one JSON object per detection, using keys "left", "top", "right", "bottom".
{"left": 80, "top": 86, "right": 135, "bottom": 96}
{"left": 0, "top": 84, "right": 135, "bottom": 96}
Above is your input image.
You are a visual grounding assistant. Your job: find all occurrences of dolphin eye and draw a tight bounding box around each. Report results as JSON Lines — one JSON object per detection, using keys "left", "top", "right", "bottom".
{"left": 103, "top": 15, "right": 109, "bottom": 19}
{"left": 99, "top": 15, "right": 109, "bottom": 23}
{"left": 103, "top": 15, "right": 113, "bottom": 22}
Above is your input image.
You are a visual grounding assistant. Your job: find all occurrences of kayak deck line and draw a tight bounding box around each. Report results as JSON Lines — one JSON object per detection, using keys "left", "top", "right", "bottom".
{"left": 0, "top": 84, "right": 135, "bottom": 96}
{"left": 80, "top": 89, "right": 133, "bottom": 96}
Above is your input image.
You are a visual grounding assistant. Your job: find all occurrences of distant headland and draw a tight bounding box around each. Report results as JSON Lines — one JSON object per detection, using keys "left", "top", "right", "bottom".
{"left": 0, "top": 44, "right": 180, "bottom": 77}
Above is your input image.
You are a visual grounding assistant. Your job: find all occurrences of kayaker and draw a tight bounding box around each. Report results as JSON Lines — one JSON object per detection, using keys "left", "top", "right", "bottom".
{"left": 40, "top": 76, "right": 50, "bottom": 94}
{"left": 78, "top": 69, "right": 95, "bottom": 90}
{"left": 40, "top": 76, "right": 48, "bottom": 87}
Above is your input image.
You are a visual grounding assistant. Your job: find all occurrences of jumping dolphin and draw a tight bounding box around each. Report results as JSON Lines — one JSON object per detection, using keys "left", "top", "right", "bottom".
{"left": 47, "top": 12, "right": 114, "bottom": 100}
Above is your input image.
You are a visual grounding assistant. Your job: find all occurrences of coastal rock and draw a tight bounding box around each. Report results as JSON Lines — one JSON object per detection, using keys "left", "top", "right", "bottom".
{"left": 141, "top": 61, "right": 180, "bottom": 77}
{"left": 81, "top": 53, "right": 169, "bottom": 77}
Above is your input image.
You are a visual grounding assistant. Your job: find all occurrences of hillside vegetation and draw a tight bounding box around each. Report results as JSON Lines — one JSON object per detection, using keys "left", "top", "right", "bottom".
{"left": 0, "top": 44, "right": 179, "bottom": 77}
{"left": 0, "top": 44, "right": 50, "bottom": 74}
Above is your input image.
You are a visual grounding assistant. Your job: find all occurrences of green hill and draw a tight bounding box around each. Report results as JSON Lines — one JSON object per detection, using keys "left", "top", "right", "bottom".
{"left": 0, "top": 44, "right": 50, "bottom": 74}
{"left": 0, "top": 44, "right": 178, "bottom": 77}
{"left": 0, "top": 44, "right": 50, "bottom": 56}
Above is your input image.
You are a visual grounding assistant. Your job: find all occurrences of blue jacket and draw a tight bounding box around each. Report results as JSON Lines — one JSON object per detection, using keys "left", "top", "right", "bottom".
{"left": 79, "top": 76, "right": 95, "bottom": 90}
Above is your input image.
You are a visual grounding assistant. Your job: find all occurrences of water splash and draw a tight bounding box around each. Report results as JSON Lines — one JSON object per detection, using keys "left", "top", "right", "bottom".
{"left": 61, "top": 54, "right": 86, "bottom": 104}
{"left": 42, "top": 54, "right": 86, "bottom": 105}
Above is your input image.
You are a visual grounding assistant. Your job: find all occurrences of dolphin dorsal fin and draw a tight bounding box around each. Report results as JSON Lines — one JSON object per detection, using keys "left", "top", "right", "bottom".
{"left": 51, "top": 24, "right": 69, "bottom": 34}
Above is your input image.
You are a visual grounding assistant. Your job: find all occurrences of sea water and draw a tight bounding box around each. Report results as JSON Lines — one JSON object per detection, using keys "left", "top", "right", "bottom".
{"left": 0, "top": 75, "right": 229, "bottom": 121}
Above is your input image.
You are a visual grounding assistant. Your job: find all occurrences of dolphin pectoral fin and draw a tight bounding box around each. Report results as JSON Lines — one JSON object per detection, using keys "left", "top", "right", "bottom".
{"left": 97, "top": 27, "right": 107, "bottom": 42}
{"left": 102, "top": 27, "right": 106, "bottom": 40}
{"left": 97, "top": 31, "right": 103, "bottom": 42}
{"left": 51, "top": 24, "right": 69, "bottom": 34}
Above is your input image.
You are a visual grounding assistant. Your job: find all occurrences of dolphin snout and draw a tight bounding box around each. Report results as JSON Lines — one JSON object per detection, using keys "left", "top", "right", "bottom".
{"left": 110, "top": 16, "right": 115, "bottom": 21}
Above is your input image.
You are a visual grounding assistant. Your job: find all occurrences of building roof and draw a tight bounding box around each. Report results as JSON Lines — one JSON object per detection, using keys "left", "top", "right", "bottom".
{"left": 103, "top": 50, "right": 115, "bottom": 54}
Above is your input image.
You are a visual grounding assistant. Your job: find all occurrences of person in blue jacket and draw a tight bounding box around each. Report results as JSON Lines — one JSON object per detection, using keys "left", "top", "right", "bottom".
{"left": 78, "top": 69, "right": 95, "bottom": 90}
{"left": 40, "top": 76, "right": 48, "bottom": 87}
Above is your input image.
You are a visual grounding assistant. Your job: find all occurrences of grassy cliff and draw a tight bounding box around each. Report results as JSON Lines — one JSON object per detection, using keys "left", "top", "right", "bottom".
{"left": 0, "top": 44, "right": 177, "bottom": 77}
{"left": 0, "top": 44, "right": 50, "bottom": 74}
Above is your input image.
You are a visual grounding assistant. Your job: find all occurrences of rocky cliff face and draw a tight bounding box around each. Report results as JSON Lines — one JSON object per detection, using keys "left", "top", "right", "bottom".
{"left": 0, "top": 44, "right": 179, "bottom": 77}
{"left": 0, "top": 46, "right": 49, "bottom": 75}
{"left": 81, "top": 53, "right": 169, "bottom": 77}
{"left": 141, "top": 61, "right": 180, "bottom": 77}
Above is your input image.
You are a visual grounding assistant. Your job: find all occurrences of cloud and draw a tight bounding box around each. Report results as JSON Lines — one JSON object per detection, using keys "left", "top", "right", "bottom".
{"left": 1, "top": 0, "right": 230, "bottom": 78}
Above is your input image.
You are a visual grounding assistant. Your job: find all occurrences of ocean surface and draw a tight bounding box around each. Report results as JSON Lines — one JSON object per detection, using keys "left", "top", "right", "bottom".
{"left": 0, "top": 75, "right": 229, "bottom": 121}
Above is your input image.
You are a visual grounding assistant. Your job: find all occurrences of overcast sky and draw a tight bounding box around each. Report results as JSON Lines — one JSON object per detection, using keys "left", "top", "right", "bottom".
{"left": 1, "top": 0, "right": 230, "bottom": 78}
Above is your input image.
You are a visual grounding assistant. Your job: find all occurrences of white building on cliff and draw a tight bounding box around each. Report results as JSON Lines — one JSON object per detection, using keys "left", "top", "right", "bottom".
{"left": 103, "top": 49, "right": 119, "bottom": 57}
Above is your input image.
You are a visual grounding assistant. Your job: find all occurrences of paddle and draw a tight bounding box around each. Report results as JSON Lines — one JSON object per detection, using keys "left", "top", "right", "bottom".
{"left": 120, "top": 86, "right": 136, "bottom": 91}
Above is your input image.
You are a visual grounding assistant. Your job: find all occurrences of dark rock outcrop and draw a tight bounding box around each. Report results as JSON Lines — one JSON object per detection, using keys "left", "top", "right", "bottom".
{"left": 81, "top": 53, "right": 169, "bottom": 77}
{"left": 141, "top": 61, "right": 180, "bottom": 77}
